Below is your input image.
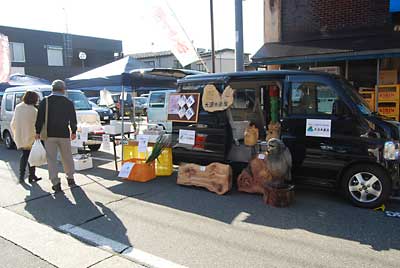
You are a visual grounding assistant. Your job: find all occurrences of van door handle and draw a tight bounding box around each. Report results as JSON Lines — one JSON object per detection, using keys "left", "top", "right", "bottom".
{"left": 320, "top": 143, "right": 333, "bottom": 151}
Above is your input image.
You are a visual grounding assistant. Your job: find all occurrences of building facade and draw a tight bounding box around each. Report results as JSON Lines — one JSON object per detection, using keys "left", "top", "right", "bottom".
{"left": 254, "top": 0, "right": 400, "bottom": 88}
{"left": 130, "top": 48, "right": 250, "bottom": 73}
{"left": 0, "top": 25, "right": 123, "bottom": 81}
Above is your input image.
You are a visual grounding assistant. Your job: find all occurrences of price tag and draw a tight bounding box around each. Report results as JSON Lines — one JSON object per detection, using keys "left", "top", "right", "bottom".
{"left": 258, "top": 154, "right": 265, "bottom": 160}
{"left": 118, "top": 162, "right": 135, "bottom": 178}
{"left": 81, "top": 127, "right": 89, "bottom": 142}
{"left": 137, "top": 135, "right": 149, "bottom": 153}
{"left": 199, "top": 166, "right": 206, "bottom": 172}
{"left": 102, "top": 134, "right": 110, "bottom": 151}
{"left": 179, "top": 129, "right": 195, "bottom": 145}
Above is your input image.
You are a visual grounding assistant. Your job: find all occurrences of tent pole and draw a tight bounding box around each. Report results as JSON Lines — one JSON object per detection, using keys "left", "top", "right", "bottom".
{"left": 121, "top": 85, "right": 125, "bottom": 162}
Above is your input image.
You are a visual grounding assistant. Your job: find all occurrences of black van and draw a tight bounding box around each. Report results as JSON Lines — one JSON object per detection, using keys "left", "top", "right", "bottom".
{"left": 172, "top": 70, "right": 400, "bottom": 208}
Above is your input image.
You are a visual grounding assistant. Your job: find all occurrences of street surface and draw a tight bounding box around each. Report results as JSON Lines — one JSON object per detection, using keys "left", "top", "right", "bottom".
{"left": 0, "top": 139, "right": 399, "bottom": 268}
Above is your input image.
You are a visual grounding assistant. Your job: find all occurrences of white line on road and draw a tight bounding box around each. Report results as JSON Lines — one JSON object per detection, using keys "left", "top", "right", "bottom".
{"left": 58, "top": 224, "right": 187, "bottom": 268}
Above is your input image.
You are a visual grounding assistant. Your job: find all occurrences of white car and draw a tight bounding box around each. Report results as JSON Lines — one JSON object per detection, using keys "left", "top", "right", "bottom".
{"left": 0, "top": 85, "right": 104, "bottom": 151}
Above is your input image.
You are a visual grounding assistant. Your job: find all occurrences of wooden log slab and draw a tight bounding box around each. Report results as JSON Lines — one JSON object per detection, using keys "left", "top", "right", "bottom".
{"left": 177, "top": 163, "right": 232, "bottom": 195}
{"left": 263, "top": 183, "right": 295, "bottom": 207}
{"left": 237, "top": 157, "right": 272, "bottom": 194}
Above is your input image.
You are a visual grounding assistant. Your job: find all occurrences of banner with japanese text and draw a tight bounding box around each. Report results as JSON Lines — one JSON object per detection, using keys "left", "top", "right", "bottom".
{"left": 150, "top": 0, "right": 200, "bottom": 67}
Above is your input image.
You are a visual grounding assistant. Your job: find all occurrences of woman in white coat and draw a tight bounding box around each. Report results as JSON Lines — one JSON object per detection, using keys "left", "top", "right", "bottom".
{"left": 11, "top": 91, "right": 42, "bottom": 183}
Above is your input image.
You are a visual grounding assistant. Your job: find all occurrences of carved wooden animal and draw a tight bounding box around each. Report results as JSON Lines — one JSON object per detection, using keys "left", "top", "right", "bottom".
{"left": 266, "top": 122, "right": 281, "bottom": 141}
{"left": 265, "top": 138, "right": 292, "bottom": 183}
{"left": 177, "top": 163, "right": 232, "bottom": 195}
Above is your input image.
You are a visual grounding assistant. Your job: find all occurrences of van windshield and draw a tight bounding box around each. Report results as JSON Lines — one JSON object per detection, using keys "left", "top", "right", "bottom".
{"left": 68, "top": 92, "right": 91, "bottom": 110}
{"left": 337, "top": 78, "right": 372, "bottom": 116}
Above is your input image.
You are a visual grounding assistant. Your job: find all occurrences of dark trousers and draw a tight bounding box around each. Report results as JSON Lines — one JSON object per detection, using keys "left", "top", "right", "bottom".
{"left": 20, "top": 149, "right": 36, "bottom": 179}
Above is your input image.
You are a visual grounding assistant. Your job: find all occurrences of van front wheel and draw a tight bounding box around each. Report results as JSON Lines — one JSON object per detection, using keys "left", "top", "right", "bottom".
{"left": 88, "top": 144, "right": 101, "bottom": 152}
{"left": 342, "top": 164, "right": 391, "bottom": 208}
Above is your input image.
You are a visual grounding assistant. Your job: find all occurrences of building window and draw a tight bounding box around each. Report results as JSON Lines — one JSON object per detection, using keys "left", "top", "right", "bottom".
{"left": 174, "top": 60, "right": 182, "bottom": 69}
{"left": 9, "top": 42, "right": 25, "bottom": 63}
{"left": 197, "top": 63, "right": 207, "bottom": 72}
{"left": 144, "top": 60, "right": 155, "bottom": 68}
{"left": 47, "top": 46, "right": 64, "bottom": 66}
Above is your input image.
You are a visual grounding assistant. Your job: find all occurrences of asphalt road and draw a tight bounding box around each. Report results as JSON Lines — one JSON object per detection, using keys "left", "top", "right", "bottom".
{"left": 0, "top": 143, "right": 400, "bottom": 268}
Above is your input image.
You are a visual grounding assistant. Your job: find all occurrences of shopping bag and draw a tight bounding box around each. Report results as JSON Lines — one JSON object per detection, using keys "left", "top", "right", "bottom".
{"left": 28, "top": 140, "right": 47, "bottom": 167}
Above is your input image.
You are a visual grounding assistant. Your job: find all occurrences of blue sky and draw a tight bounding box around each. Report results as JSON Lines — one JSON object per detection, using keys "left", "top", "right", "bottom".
{"left": 0, "top": 0, "right": 263, "bottom": 55}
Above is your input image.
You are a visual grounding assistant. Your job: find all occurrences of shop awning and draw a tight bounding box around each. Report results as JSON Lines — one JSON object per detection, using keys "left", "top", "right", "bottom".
{"left": 252, "top": 33, "right": 400, "bottom": 66}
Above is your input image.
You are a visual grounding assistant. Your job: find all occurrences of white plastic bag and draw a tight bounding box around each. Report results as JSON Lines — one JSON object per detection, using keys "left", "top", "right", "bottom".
{"left": 28, "top": 140, "right": 47, "bottom": 167}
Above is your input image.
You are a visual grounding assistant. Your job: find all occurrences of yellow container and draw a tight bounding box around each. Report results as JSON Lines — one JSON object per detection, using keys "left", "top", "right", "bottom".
{"left": 123, "top": 144, "right": 173, "bottom": 176}
{"left": 378, "top": 85, "right": 400, "bottom": 102}
{"left": 378, "top": 102, "right": 399, "bottom": 116}
{"left": 359, "top": 92, "right": 375, "bottom": 112}
{"left": 155, "top": 147, "right": 173, "bottom": 176}
{"left": 123, "top": 144, "right": 150, "bottom": 161}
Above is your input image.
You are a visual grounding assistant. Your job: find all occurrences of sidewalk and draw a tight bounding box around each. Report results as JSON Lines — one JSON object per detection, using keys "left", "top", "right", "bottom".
{"left": 0, "top": 207, "right": 144, "bottom": 268}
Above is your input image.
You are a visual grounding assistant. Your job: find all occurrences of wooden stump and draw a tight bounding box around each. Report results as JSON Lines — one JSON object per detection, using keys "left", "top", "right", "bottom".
{"left": 263, "top": 183, "right": 295, "bottom": 207}
{"left": 237, "top": 157, "right": 272, "bottom": 194}
{"left": 177, "top": 163, "right": 232, "bottom": 195}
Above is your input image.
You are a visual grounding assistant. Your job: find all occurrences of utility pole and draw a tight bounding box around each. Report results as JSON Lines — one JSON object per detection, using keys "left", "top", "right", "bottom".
{"left": 235, "top": 0, "right": 244, "bottom": 72}
{"left": 210, "top": 0, "right": 216, "bottom": 73}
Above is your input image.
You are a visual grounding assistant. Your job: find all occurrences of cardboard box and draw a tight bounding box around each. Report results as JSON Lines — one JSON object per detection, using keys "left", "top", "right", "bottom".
{"left": 379, "top": 70, "right": 398, "bottom": 85}
{"left": 73, "top": 156, "right": 93, "bottom": 171}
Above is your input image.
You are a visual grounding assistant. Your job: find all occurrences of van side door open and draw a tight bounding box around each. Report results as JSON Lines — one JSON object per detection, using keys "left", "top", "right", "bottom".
{"left": 282, "top": 75, "right": 367, "bottom": 187}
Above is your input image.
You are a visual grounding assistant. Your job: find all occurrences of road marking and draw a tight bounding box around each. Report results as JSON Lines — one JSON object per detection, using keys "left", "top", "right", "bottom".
{"left": 58, "top": 224, "right": 187, "bottom": 268}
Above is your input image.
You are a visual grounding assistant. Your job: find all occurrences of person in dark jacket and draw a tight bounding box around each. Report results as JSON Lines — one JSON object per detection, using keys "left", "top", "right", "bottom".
{"left": 35, "top": 80, "right": 77, "bottom": 193}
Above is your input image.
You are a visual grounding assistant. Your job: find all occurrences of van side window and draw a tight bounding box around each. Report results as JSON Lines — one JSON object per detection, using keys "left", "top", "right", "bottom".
{"left": 149, "top": 93, "right": 166, "bottom": 108}
{"left": 290, "top": 82, "right": 338, "bottom": 115}
{"left": 15, "top": 93, "right": 24, "bottom": 106}
{"left": 5, "top": 94, "right": 13, "bottom": 111}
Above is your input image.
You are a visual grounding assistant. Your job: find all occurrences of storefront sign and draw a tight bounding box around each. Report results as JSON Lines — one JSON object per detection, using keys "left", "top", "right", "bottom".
{"left": 306, "top": 119, "right": 331, "bottom": 138}
{"left": 310, "top": 66, "right": 340, "bottom": 75}
{"left": 167, "top": 93, "right": 200, "bottom": 123}
{"left": 179, "top": 129, "right": 196, "bottom": 145}
{"left": 202, "top": 84, "right": 234, "bottom": 112}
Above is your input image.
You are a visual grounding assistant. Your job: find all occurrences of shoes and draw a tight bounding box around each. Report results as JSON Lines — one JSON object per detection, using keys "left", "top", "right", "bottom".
{"left": 67, "top": 178, "right": 76, "bottom": 187}
{"left": 28, "top": 176, "right": 42, "bottom": 183}
{"left": 52, "top": 183, "right": 62, "bottom": 193}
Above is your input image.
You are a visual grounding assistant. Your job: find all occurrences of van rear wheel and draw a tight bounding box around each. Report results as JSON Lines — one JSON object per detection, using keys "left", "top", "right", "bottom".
{"left": 342, "top": 164, "right": 391, "bottom": 208}
{"left": 3, "top": 131, "right": 15, "bottom": 150}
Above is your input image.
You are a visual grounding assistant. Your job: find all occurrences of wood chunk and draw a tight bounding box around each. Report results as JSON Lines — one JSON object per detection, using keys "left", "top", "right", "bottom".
{"left": 177, "top": 163, "right": 232, "bottom": 195}
{"left": 263, "top": 183, "right": 295, "bottom": 207}
{"left": 237, "top": 157, "right": 272, "bottom": 194}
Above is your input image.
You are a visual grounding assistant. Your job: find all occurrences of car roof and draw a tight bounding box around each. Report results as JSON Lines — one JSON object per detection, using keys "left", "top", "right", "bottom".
{"left": 4, "top": 85, "right": 83, "bottom": 94}
{"left": 178, "top": 70, "right": 335, "bottom": 84}
{"left": 149, "top": 89, "right": 176, "bottom": 94}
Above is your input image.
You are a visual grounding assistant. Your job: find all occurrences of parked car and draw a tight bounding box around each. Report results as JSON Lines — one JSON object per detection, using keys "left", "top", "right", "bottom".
{"left": 147, "top": 90, "right": 176, "bottom": 132}
{"left": 0, "top": 86, "right": 104, "bottom": 151}
{"left": 88, "top": 96, "right": 100, "bottom": 104}
{"left": 134, "top": 97, "right": 148, "bottom": 116}
{"left": 110, "top": 93, "right": 133, "bottom": 119}
{"left": 89, "top": 101, "right": 114, "bottom": 124}
{"left": 172, "top": 70, "right": 400, "bottom": 208}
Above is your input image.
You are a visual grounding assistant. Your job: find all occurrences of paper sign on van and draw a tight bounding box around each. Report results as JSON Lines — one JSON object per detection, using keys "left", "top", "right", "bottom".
{"left": 306, "top": 119, "right": 331, "bottom": 138}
